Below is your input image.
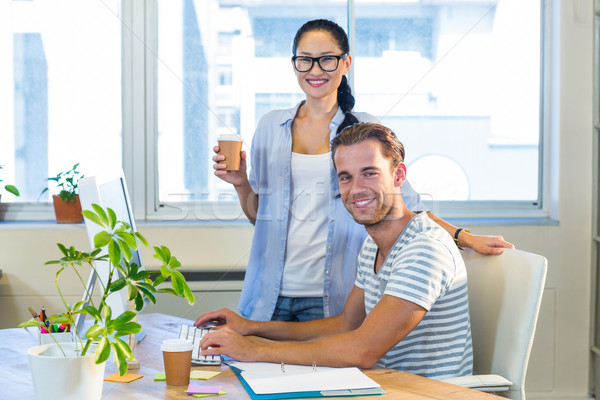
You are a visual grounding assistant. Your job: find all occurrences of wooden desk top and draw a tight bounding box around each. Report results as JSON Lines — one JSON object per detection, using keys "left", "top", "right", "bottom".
{"left": 0, "top": 313, "right": 502, "bottom": 399}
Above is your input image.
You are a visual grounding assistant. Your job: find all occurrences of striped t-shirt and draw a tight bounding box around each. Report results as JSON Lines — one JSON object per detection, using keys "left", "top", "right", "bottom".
{"left": 355, "top": 212, "right": 473, "bottom": 379}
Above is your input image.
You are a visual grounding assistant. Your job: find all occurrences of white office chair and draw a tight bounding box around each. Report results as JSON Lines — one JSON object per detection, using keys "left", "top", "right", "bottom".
{"left": 442, "top": 248, "right": 547, "bottom": 400}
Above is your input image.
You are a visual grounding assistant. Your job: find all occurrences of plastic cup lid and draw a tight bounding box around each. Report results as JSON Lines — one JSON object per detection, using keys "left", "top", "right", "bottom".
{"left": 160, "top": 339, "right": 193, "bottom": 352}
{"left": 218, "top": 133, "right": 243, "bottom": 141}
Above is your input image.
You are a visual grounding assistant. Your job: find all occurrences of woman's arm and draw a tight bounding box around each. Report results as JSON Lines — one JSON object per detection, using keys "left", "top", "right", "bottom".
{"left": 427, "top": 212, "right": 515, "bottom": 255}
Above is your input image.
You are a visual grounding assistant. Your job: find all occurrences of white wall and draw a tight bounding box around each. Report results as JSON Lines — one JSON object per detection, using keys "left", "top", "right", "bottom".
{"left": 0, "top": 2, "right": 593, "bottom": 399}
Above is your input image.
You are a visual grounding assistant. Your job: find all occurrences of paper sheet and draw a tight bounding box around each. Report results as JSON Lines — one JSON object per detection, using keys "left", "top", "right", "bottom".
{"left": 190, "top": 370, "right": 222, "bottom": 380}
{"left": 103, "top": 372, "right": 143, "bottom": 383}
{"left": 186, "top": 384, "right": 222, "bottom": 395}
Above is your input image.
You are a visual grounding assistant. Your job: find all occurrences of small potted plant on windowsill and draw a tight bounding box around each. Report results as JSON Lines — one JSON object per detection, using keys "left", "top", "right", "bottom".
{"left": 0, "top": 164, "right": 20, "bottom": 204}
{"left": 19, "top": 204, "right": 195, "bottom": 400}
{"left": 41, "top": 163, "right": 84, "bottom": 223}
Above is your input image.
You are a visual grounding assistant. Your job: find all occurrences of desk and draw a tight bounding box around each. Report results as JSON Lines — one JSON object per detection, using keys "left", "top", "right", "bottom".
{"left": 0, "top": 313, "right": 503, "bottom": 399}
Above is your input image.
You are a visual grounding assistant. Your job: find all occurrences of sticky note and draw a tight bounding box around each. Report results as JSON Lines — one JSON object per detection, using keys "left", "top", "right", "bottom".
{"left": 186, "top": 384, "right": 221, "bottom": 395}
{"left": 190, "top": 370, "right": 221, "bottom": 380}
{"left": 154, "top": 372, "right": 166, "bottom": 381}
{"left": 104, "top": 372, "right": 143, "bottom": 383}
{"left": 193, "top": 390, "right": 227, "bottom": 397}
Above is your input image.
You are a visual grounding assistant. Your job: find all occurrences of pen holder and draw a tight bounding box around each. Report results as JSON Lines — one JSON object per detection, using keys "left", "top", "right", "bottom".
{"left": 39, "top": 331, "right": 74, "bottom": 345}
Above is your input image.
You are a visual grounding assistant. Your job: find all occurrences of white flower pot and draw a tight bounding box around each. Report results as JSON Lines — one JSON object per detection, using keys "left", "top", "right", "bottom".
{"left": 27, "top": 342, "right": 105, "bottom": 400}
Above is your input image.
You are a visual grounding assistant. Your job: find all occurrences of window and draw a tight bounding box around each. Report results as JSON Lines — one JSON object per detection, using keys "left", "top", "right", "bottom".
{"left": 0, "top": 0, "right": 121, "bottom": 217}
{"left": 152, "top": 0, "right": 543, "bottom": 221}
{"left": 0, "top": 0, "right": 546, "bottom": 221}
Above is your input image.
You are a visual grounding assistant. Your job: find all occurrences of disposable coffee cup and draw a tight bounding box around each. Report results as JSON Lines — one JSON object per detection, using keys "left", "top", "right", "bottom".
{"left": 217, "top": 134, "right": 243, "bottom": 171}
{"left": 161, "top": 339, "right": 193, "bottom": 386}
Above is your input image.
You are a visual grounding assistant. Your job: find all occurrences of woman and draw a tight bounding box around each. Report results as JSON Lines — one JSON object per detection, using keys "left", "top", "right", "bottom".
{"left": 213, "top": 19, "right": 513, "bottom": 322}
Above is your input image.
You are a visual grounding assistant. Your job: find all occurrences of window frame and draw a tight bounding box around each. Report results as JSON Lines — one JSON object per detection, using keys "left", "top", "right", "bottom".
{"left": 1, "top": 0, "right": 555, "bottom": 223}
{"left": 139, "top": 0, "right": 553, "bottom": 222}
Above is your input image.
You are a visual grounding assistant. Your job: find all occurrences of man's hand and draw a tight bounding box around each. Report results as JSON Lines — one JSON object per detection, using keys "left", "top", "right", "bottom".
{"left": 460, "top": 231, "right": 515, "bottom": 255}
{"left": 194, "top": 308, "right": 255, "bottom": 336}
{"left": 199, "top": 326, "right": 264, "bottom": 362}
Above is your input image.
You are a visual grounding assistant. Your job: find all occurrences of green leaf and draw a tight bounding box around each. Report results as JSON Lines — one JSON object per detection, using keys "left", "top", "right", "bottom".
{"left": 153, "top": 246, "right": 166, "bottom": 262}
{"left": 50, "top": 316, "right": 73, "bottom": 325}
{"left": 103, "top": 304, "right": 112, "bottom": 323}
{"left": 127, "top": 283, "right": 137, "bottom": 301}
{"left": 160, "top": 246, "right": 171, "bottom": 261}
{"left": 169, "top": 257, "right": 182, "bottom": 270}
{"left": 82, "top": 210, "right": 103, "bottom": 227}
{"left": 117, "top": 239, "right": 132, "bottom": 263}
{"left": 133, "top": 269, "right": 149, "bottom": 280}
{"left": 72, "top": 300, "right": 87, "bottom": 312}
{"left": 91, "top": 204, "right": 109, "bottom": 226}
{"left": 137, "top": 286, "right": 156, "bottom": 304}
{"left": 134, "top": 295, "right": 144, "bottom": 311}
{"left": 158, "top": 288, "right": 177, "bottom": 296}
{"left": 4, "top": 184, "right": 19, "bottom": 196}
{"left": 183, "top": 283, "right": 195, "bottom": 305}
{"left": 95, "top": 337, "right": 111, "bottom": 364}
{"left": 109, "top": 239, "right": 121, "bottom": 266}
{"left": 171, "top": 270, "right": 186, "bottom": 294}
{"left": 116, "top": 231, "right": 137, "bottom": 249}
{"left": 153, "top": 274, "right": 167, "bottom": 287}
{"left": 56, "top": 243, "right": 69, "bottom": 256}
{"left": 134, "top": 232, "right": 149, "bottom": 247}
{"left": 113, "top": 311, "right": 137, "bottom": 326}
{"left": 18, "top": 319, "right": 45, "bottom": 328}
{"left": 111, "top": 342, "right": 129, "bottom": 376}
{"left": 107, "top": 207, "right": 117, "bottom": 230}
{"left": 85, "top": 324, "right": 104, "bottom": 339}
{"left": 115, "top": 321, "right": 141, "bottom": 335}
{"left": 109, "top": 278, "right": 127, "bottom": 292}
{"left": 83, "top": 305, "right": 102, "bottom": 321}
{"left": 94, "top": 231, "right": 112, "bottom": 248}
{"left": 114, "top": 337, "right": 134, "bottom": 360}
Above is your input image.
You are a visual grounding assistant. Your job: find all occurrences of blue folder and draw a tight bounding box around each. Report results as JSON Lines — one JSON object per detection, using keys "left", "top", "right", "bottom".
{"left": 229, "top": 365, "right": 385, "bottom": 400}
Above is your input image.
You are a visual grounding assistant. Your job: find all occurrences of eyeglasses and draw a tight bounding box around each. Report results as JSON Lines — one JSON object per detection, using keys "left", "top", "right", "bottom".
{"left": 292, "top": 54, "right": 348, "bottom": 73}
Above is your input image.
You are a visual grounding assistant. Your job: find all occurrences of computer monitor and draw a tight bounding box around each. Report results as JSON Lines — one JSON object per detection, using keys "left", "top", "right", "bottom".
{"left": 75, "top": 171, "right": 147, "bottom": 339}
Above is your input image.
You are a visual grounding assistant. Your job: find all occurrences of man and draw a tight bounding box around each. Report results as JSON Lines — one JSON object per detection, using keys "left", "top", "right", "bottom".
{"left": 196, "top": 122, "right": 472, "bottom": 379}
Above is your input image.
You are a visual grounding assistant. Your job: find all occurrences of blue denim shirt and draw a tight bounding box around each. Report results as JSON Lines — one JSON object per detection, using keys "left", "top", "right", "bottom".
{"left": 238, "top": 103, "right": 426, "bottom": 321}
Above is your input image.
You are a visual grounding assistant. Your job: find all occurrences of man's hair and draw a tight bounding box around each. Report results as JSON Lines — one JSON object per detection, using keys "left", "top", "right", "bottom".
{"left": 331, "top": 122, "right": 405, "bottom": 170}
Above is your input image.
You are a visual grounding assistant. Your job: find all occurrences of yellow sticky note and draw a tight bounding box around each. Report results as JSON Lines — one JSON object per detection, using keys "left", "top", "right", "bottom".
{"left": 190, "top": 370, "right": 221, "bottom": 380}
{"left": 104, "top": 372, "right": 143, "bottom": 383}
{"left": 193, "top": 390, "right": 227, "bottom": 397}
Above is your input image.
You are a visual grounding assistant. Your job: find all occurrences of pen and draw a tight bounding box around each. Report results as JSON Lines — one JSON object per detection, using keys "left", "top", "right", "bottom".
{"left": 40, "top": 307, "right": 47, "bottom": 325}
{"left": 28, "top": 306, "right": 40, "bottom": 321}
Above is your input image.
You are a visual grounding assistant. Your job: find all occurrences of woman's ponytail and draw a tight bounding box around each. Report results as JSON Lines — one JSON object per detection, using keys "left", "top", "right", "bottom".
{"left": 336, "top": 75, "right": 359, "bottom": 134}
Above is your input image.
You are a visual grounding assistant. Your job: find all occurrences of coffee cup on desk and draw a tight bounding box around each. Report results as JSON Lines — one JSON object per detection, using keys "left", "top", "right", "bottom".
{"left": 217, "top": 134, "right": 243, "bottom": 171}
{"left": 161, "top": 339, "right": 193, "bottom": 385}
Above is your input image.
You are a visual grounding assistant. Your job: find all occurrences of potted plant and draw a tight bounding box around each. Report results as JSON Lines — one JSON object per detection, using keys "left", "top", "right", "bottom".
{"left": 0, "top": 164, "right": 20, "bottom": 203}
{"left": 41, "top": 163, "right": 84, "bottom": 223}
{"left": 19, "top": 204, "right": 195, "bottom": 400}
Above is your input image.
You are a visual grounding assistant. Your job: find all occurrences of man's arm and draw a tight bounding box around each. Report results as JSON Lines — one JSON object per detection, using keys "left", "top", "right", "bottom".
{"left": 194, "top": 286, "right": 366, "bottom": 341}
{"left": 199, "top": 289, "right": 426, "bottom": 369}
{"left": 427, "top": 211, "right": 515, "bottom": 255}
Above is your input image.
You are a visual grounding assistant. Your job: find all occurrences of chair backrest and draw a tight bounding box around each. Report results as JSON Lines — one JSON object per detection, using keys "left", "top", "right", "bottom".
{"left": 462, "top": 248, "right": 547, "bottom": 400}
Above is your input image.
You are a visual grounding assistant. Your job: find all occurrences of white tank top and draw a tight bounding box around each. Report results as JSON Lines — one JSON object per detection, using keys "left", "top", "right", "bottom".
{"left": 280, "top": 152, "right": 330, "bottom": 297}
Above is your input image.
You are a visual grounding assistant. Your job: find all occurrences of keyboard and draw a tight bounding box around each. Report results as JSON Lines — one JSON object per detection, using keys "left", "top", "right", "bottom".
{"left": 178, "top": 325, "right": 222, "bottom": 366}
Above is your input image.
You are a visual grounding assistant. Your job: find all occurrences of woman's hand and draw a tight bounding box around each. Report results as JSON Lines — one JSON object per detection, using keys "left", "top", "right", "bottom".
{"left": 460, "top": 232, "right": 515, "bottom": 255}
{"left": 213, "top": 146, "right": 249, "bottom": 187}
